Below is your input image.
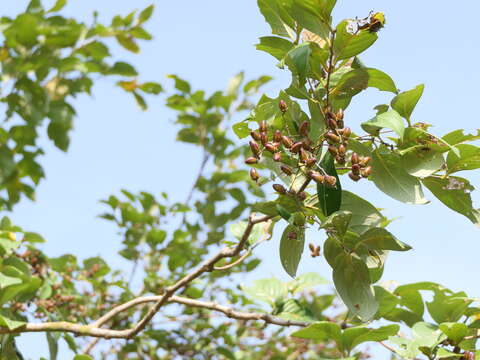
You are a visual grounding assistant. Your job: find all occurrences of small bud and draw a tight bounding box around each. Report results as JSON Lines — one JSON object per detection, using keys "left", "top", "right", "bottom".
{"left": 300, "top": 148, "right": 309, "bottom": 162}
{"left": 291, "top": 141, "right": 303, "bottom": 153}
{"left": 264, "top": 142, "right": 278, "bottom": 153}
{"left": 302, "top": 138, "right": 313, "bottom": 151}
{"left": 325, "top": 131, "right": 340, "bottom": 143}
{"left": 249, "top": 141, "right": 260, "bottom": 157}
{"left": 273, "top": 129, "right": 282, "bottom": 142}
{"left": 250, "top": 130, "right": 261, "bottom": 141}
{"left": 351, "top": 152, "right": 359, "bottom": 165}
{"left": 260, "top": 132, "right": 268, "bottom": 146}
{"left": 338, "top": 144, "right": 346, "bottom": 156}
{"left": 260, "top": 120, "right": 268, "bottom": 133}
{"left": 361, "top": 166, "right": 372, "bottom": 178}
{"left": 305, "top": 158, "right": 316, "bottom": 167}
{"left": 359, "top": 156, "right": 371, "bottom": 167}
{"left": 250, "top": 168, "right": 259, "bottom": 181}
{"left": 273, "top": 183, "right": 287, "bottom": 194}
{"left": 279, "top": 99, "right": 288, "bottom": 113}
{"left": 326, "top": 111, "right": 336, "bottom": 121}
{"left": 328, "top": 145, "right": 338, "bottom": 156}
{"left": 281, "top": 135, "right": 293, "bottom": 149}
{"left": 348, "top": 173, "right": 359, "bottom": 184}
{"left": 308, "top": 171, "right": 325, "bottom": 184}
{"left": 273, "top": 152, "right": 281, "bottom": 162}
{"left": 280, "top": 165, "right": 293, "bottom": 176}
{"left": 245, "top": 157, "right": 258, "bottom": 165}
{"left": 342, "top": 127, "right": 352, "bottom": 138}
{"left": 336, "top": 108, "right": 344, "bottom": 120}
{"left": 297, "top": 191, "right": 307, "bottom": 200}
{"left": 352, "top": 164, "right": 361, "bottom": 175}
{"left": 336, "top": 156, "right": 346, "bottom": 165}
{"left": 325, "top": 175, "right": 337, "bottom": 187}
{"left": 299, "top": 121, "right": 310, "bottom": 136}
{"left": 337, "top": 119, "right": 345, "bottom": 128}
{"left": 327, "top": 117, "right": 338, "bottom": 130}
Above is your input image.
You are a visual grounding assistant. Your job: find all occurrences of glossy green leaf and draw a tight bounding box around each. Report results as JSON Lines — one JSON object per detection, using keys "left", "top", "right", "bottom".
{"left": 289, "top": 272, "right": 329, "bottom": 293}
{"left": 257, "top": 0, "right": 294, "bottom": 38}
{"left": 280, "top": 0, "right": 332, "bottom": 38}
{"left": 439, "top": 322, "right": 468, "bottom": 344}
{"left": 442, "top": 129, "right": 480, "bottom": 145}
{"left": 362, "top": 109, "right": 405, "bottom": 139}
{"left": 391, "top": 84, "right": 424, "bottom": 122}
{"left": 339, "top": 191, "right": 384, "bottom": 234}
{"left": 321, "top": 210, "right": 352, "bottom": 236}
{"left": 256, "top": 36, "right": 294, "bottom": 60}
{"left": 356, "top": 228, "right": 411, "bottom": 252}
{"left": 446, "top": 144, "right": 480, "bottom": 174}
{"left": 47, "top": 0, "right": 67, "bottom": 13}
{"left": 291, "top": 321, "right": 341, "bottom": 341}
{"left": 0, "top": 314, "right": 25, "bottom": 330}
{"left": 334, "top": 21, "right": 378, "bottom": 60}
{"left": 401, "top": 149, "right": 445, "bottom": 178}
{"left": 422, "top": 176, "right": 480, "bottom": 226}
{"left": 285, "top": 43, "right": 311, "bottom": 82}
{"left": 73, "top": 356, "right": 94, "bottom": 360}
{"left": 317, "top": 153, "right": 342, "bottom": 216}
{"left": 243, "top": 278, "right": 288, "bottom": 306}
{"left": 230, "top": 221, "right": 263, "bottom": 245}
{"left": 280, "top": 225, "right": 305, "bottom": 278}
{"left": 138, "top": 4, "right": 154, "bottom": 23}
{"left": 341, "top": 324, "right": 399, "bottom": 352}
{"left": 335, "top": 68, "right": 397, "bottom": 95}
{"left": 426, "top": 290, "right": 472, "bottom": 324}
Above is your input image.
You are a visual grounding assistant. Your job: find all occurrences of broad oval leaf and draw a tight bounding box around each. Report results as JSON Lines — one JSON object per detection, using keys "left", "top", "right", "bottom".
{"left": 280, "top": 224, "right": 305, "bottom": 278}
{"left": 446, "top": 144, "right": 480, "bottom": 174}
{"left": 356, "top": 228, "right": 411, "bottom": 252}
{"left": 361, "top": 109, "right": 405, "bottom": 139}
{"left": 333, "top": 20, "right": 378, "bottom": 60}
{"left": 317, "top": 152, "right": 342, "bottom": 216}
{"left": 256, "top": 36, "right": 294, "bottom": 60}
{"left": 291, "top": 321, "right": 342, "bottom": 341}
{"left": 401, "top": 149, "right": 445, "bottom": 178}
{"left": 391, "top": 84, "right": 424, "bottom": 121}
{"left": 340, "top": 191, "right": 385, "bottom": 234}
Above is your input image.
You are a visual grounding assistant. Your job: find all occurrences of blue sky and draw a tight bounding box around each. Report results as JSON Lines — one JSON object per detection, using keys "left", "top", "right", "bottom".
{"left": 3, "top": 0, "right": 480, "bottom": 358}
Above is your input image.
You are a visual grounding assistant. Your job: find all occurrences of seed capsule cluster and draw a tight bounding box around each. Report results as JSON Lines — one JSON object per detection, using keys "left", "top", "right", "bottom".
{"left": 325, "top": 109, "right": 351, "bottom": 165}
{"left": 347, "top": 153, "right": 372, "bottom": 182}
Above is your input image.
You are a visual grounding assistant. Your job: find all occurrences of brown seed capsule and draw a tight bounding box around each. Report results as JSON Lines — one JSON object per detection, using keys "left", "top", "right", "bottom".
{"left": 299, "top": 121, "right": 310, "bottom": 136}
{"left": 328, "top": 145, "right": 338, "bottom": 156}
{"left": 352, "top": 163, "right": 361, "bottom": 175}
{"left": 279, "top": 99, "right": 288, "bottom": 113}
{"left": 308, "top": 171, "right": 325, "bottom": 184}
{"left": 273, "top": 152, "right": 281, "bottom": 162}
{"left": 281, "top": 135, "right": 293, "bottom": 149}
{"left": 250, "top": 130, "right": 261, "bottom": 141}
{"left": 300, "top": 148, "right": 309, "bottom": 162}
{"left": 273, "top": 129, "right": 282, "bottom": 142}
{"left": 260, "top": 120, "right": 268, "bottom": 133}
{"left": 338, "top": 144, "right": 346, "bottom": 156}
{"left": 359, "top": 156, "right": 372, "bottom": 167}
{"left": 288, "top": 231, "right": 297, "bottom": 240}
{"left": 325, "top": 175, "right": 337, "bottom": 187}
{"left": 325, "top": 131, "right": 340, "bottom": 143}
{"left": 297, "top": 191, "right": 307, "bottom": 200}
{"left": 336, "top": 108, "right": 344, "bottom": 120}
{"left": 351, "top": 152, "right": 359, "bottom": 165}
{"left": 260, "top": 132, "right": 268, "bottom": 146}
{"left": 309, "top": 243, "right": 315, "bottom": 252}
{"left": 273, "top": 183, "right": 287, "bottom": 194}
{"left": 326, "top": 111, "right": 336, "bottom": 121}
{"left": 342, "top": 127, "right": 352, "bottom": 138}
{"left": 249, "top": 141, "right": 260, "bottom": 157}
{"left": 336, "top": 156, "right": 346, "bottom": 165}
{"left": 264, "top": 142, "right": 278, "bottom": 153}
{"left": 327, "top": 117, "right": 337, "bottom": 130}
{"left": 245, "top": 157, "right": 258, "bottom": 165}
{"left": 348, "top": 172, "right": 361, "bottom": 182}
{"left": 337, "top": 119, "right": 345, "bottom": 128}
{"left": 291, "top": 141, "right": 303, "bottom": 153}
{"left": 250, "top": 168, "right": 259, "bottom": 181}
{"left": 302, "top": 138, "right": 313, "bottom": 151}
{"left": 280, "top": 165, "right": 293, "bottom": 176}
{"left": 361, "top": 166, "right": 372, "bottom": 178}
{"left": 305, "top": 158, "right": 316, "bottom": 167}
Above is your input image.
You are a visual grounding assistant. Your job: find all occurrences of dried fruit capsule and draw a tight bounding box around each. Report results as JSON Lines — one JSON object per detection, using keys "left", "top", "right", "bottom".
{"left": 302, "top": 138, "right": 312, "bottom": 151}
{"left": 281, "top": 135, "right": 293, "bottom": 149}
{"left": 264, "top": 142, "right": 278, "bottom": 153}
{"left": 305, "top": 158, "right": 316, "bottom": 167}
{"left": 300, "top": 148, "right": 309, "bottom": 162}
{"left": 337, "top": 119, "right": 345, "bottom": 128}
{"left": 291, "top": 141, "right": 303, "bottom": 153}
{"left": 245, "top": 157, "right": 258, "bottom": 165}
{"left": 326, "top": 111, "right": 336, "bottom": 121}
{"left": 338, "top": 144, "right": 346, "bottom": 156}
{"left": 327, "top": 118, "right": 338, "bottom": 130}
{"left": 250, "top": 130, "right": 261, "bottom": 141}
{"left": 273, "top": 152, "right": 281, "bottom": 162}
{"left": 249, "top": 141, "right": 260, "bottom": 157}
{"left": 361, "top": 166, "right": 372, "bottom": 178}
{"left": 297, "top": 191, "right": 307, "bottom": 200}
{"left": 308, "top": 171, "right": 325, "bottom": 184}
{"left": 328, "top": 145, "right": 338, "bottom": 156}
{"left": 342, "top": 127, "right": 352, "bottom": 138}
{"left": 279, "top": 99, "right": 288, "bottom": 113}
{"left": 299, "top": 121, "right": 310, "bottom": 136}
{"left": 260, "top": 132, "right": 268, "bottom": 146}
{"left": 348, "top": 172, "right": 361, "bottom": 182}
{"left": 359, "top": 156, "right": 372, "bottom": 167}
{"left": 250, "top": 168, "right": 259, "bottom": 181}
{"left": 260, "top": 120, "right": 268, "bottom": 133}
{"left": 273, "top": 183, "right": 287, "bottom": 194}
{"left": 336, "top": 156, "right": 346, "bottom": 165}
{"left": 325, "top": 175, "right": 337, "bottom": 187}
{"left": 273, "top": 129, "right": 282, "bottom": 142}
{"left": 351, "top": 152, "right": 359, "bottom": 165}
{"left": 351, "top": 164, "right": 361, "bottom": 175}
{"left": 281, "top": 165, "right": 293, "bottom": 176}
{"left": 325, "top": 131, "right": 340, "bottom": 144}
{"left": 336, "top": 108, "right": 344, "bottom": 120}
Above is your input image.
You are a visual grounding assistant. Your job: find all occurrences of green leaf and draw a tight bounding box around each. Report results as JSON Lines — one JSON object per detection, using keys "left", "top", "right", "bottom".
{"left": 0, "top": 274, "right": 22, "bottom": 288}
{"left": 341, "top": 325, "right": 399, "bottom": 352}
{"left": 289, "top": 272, "right": 329, "bottom": 293}
{"left": 332, "top": 253, "right": 378, "bottom": 321}
{"left": 47, "top": 0, "right": 67, "bottom": 13}
{"left": 226, "top": 72, "right": 244, "bottom": 97}
{"left": 167, "top": 74, "right": 191, "bottom": 93}
{"left": 436, "top": 348, "right": 464, "bottom": 358}
{"left": 232, "top": 121, "right": 250, "bottom": 139}
{"left": 257, "top": 0, "right": 294, "bottom": 38}
{"left": 401, "top": 149, "right": 445, "bottom": 178}
{"left": 139, "top": 82, "right": 163, "bottom": 94}
{"left": 73, "top": 356, "right": 94, "bottom": 360}
{"left": 422, "top": 176, "right": 480, "bottom": 226}
{"left": 426, "top": 290, "right": 472, "bottom": 324}
{"left": 0, "top": 314, "right": 25, "bottom": 330}
{"left": 109, "top": 62, "right": 138, "bottom": 76}
{"left": 230, "top": 221, "right": 263, "bottom": 245}
{"left": 362, "top": 109, "right": 405, "bottom": 139}
{"left": 280, "top": 225, "right": 305, "bottom": 278}
{"left": 446, "top": 144, "right": 480, "bottom": 174}
{"left": 116, "top": 34, "right": 140, "bottom": 53}
{"left": 412, "top": 322, "right": 446, "bottom": 348}
{"left": 439, "top": 322, "right": 468, "bottom": 344}
{"left": 317, "top": 153, "right": 342, "bottom": 216}
{"left": 334, "top": 21, "right": 378, "bottom": 60}
{"left": 256, "top": 36, "right": 294, "bottom": 60}
{"left": 356, "top": 228, "right": 411, "bottom": 252}
{"left": 291, "top": 321, "right": 342, "bottom": 342}
{"left": 340, "top": 191, "right": 384, "bottom": 234}
{"left": 47, "top": 332, "right": 59, "bottom": 360}
{"left": 280, "top": 0, "right": 332, "bottom": 38}
{"left": 321, "top": 210, "right": 352, "bottom": 236}
{"left": 335, "top": 68, "right": 397, "bottom": 95}
{"left": 442, "top": 129, "right": 480, "bottom": 145}
{"left": 391, "top": 84, "right": 424, "bottom": 122}
{"left": 285, "top": 43, "right": 312, "bottom": 83}
{"left": 138, "top": 5, "right": 154, "bottom": 23}
{"left": 243, "top": 278, "right": 288, "bottom": 306}
{"left": 371, "top": 148, "right": 429, "bottom": 204}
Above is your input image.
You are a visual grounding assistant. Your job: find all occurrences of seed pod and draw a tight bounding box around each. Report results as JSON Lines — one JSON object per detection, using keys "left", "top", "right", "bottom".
{"left": 297, "top": 191, "right": 307, "bottom": 201}
{"left": 348, "top": 172, "right": 361, "bottom": 182}
{"left": 279, "top": 99, "right": 288, "bottom": 113}
{"left": 352, "top": 164, "right": 361, "bottom": 175}
{"left": 326, "top": 111, "right": 336, "bottom": 121}
{"left": 260, "top": 120, "right": 268, "bottom": 133}
{"left": 300, "top": 148, "right": 309, "bottom": 162}
{"left": 280, "top": 165, "right": 293, "bottom": 176}
{"left": 245, "top": 157, "right": 258, "bottom": 165}
{"left": 260, "top": 132, "right": 268, "bottom": 146}
{"left": 249, "top": 141, "right": 260, "bottom": 157}
{"left": 327, "top": 117, "right": 337, "bottom": 130}
{"left": 250, "top": 168, "right": 259, "bottom": 181}
{"left": 264, "top": 142, "right": 278, "bottom": 153}
{"left": 273, "top": 183, "right": 287, "bottom": 194}
{"left": 273, "top": 129, "right": 282, "bottom": 142}
{"left": 336, "top": 156, "right": 346, "bottom": 165}
{"left": 338, "top": 144, "right": 346, "bottom": 156}
{"left": 281, "top": 135, "right": 293, "bottom": 149}
{"left": 351, "top": 152, "right": 359, "bottom": 165}
{"left": 359, "top": 156, "right": 372, "bottom": 167}
{"left": 342, "top": 127, "right": 352, "bottom": 138}
{"left": 308, "top": 171, "right": 325, "bottom": 184}
{"left": 325, "top": 131, "right": 340, "bottom": 143}
{"left": 250, "top": 130, "right": 261, "bottom": 141}
{"left": 302, "top": 138, "right": 312, "bottom": 151}
{"left": 328, "top": 145, "right": 338, "bottom": 156}
{"left": 291, "top": 141, "right": 303, "bottom": 153}
{"left": 337, "top": 119, "right": 345, "bottom": 128}
{"left": 299, "top": 121, "right": 310, "bottom": 136}
{"left": 336, "top": 108, "right": 344, "bottom": 120}
{"left": 305, "top": 158, "right": 316, "bottom": 167}
{"left": 273, "top": 152, "right": 281, "bottom": 162}
{"left": 361, "top": 166, "right": 372, "bottom": 178}
{"left": 325, "top": 175, "right": 337, "bottom": 187}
